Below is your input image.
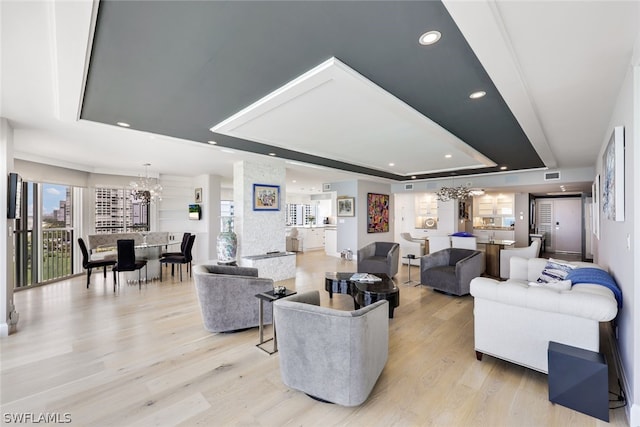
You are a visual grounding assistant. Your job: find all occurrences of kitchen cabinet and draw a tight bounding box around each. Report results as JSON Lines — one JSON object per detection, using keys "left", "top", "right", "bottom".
{"left": 299, "top": 227, "right": 325, "bottom": 251}
{"left": 415, "top": 193, "right": 438, "bottom": 229}
{"left": 473, "top": 193, "right": 514, "bottom": 217}
{"left": 325, "top": 228, "right": 337, "bottom": 256}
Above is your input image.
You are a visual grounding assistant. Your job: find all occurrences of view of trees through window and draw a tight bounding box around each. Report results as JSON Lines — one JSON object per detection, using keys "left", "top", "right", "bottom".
{"left": 41, "top": 183, "right": 73, "bottom": 281}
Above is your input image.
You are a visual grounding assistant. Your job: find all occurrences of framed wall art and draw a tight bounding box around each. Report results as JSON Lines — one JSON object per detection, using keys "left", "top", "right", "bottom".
{"left": 194, "top": 187, "right": 203, "bottom": 203}
{"left": 367, "top": 193, "right": 389, "bottom": 233}
{"left": 592, "top": 174, "right": 600, "bottom": 239}
{"left": 601, "top": 126, "right": 624, "bottom": 222}
{"left": 337, "top": 197, "right": 355, "bottom": 217}
{"left": 253, "top": 184, "right": 280, "bottom": 211}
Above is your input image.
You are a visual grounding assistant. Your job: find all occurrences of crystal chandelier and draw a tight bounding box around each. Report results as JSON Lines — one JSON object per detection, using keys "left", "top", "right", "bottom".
{"left": 436, "top": 176, "right": 473, "bottom": 202}
{"left": 130, "top": 163, "right": 162, "bottom": 204}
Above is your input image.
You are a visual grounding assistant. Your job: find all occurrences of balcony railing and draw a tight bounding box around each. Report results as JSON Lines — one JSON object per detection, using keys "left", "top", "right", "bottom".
{"left": 42, "top": 228, "right": 74, "bottom": 282}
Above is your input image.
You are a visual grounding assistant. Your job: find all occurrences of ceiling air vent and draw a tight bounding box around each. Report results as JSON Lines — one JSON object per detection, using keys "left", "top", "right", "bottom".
{"left": 322, "top": 183, "right": 331, "bottom": 191}
{"left": 404, "top": 183, "right": 414, "bottom": 190}
{"left": 544, "top": 171, "right": 561, "bottom": 181}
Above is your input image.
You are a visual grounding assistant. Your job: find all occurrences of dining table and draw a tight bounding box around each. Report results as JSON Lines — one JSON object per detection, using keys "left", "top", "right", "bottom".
{"left": 95, "top": 241, "right": 180, "bottom": 281}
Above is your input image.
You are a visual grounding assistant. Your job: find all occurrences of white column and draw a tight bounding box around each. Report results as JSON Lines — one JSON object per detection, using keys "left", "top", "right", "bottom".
{"left": 233, "top": 160, "right": 286, "bottom": 261}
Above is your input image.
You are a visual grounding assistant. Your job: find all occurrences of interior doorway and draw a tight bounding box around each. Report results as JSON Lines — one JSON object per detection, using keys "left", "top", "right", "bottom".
{"left": 534, "top": 197, "right": 582, "bottom": 256}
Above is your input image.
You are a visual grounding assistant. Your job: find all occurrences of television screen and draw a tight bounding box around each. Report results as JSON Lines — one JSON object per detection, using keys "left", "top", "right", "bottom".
{"left": 7, "top": 172, "right": 21, "bottom": 219}
{"left": 189, "top": 204, "right": 201, "bottom": 220}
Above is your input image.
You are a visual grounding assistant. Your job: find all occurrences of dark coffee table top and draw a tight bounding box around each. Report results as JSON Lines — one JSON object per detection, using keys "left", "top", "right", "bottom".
{"left": 255, "top": 288, "right": 297, "bottom": 302}
{"left": 325, "top": 272, "right": 397, "bottom": 293}
{"left": 353, "top": 275, "right": 397, "bottom": 293}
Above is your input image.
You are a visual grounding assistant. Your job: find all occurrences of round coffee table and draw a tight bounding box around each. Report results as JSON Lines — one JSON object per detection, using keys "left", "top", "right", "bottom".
{"left": 353, "top": 276, "right": 399, "bottom": 318}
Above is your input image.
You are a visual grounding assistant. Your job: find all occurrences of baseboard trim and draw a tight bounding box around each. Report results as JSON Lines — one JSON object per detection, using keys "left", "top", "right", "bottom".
{"left": 604, "top": 322, "right": 634, "bottom": 426}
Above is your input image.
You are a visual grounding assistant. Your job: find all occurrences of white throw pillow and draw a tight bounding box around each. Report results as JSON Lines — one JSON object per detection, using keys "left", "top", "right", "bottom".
{"left": 529, "top": 279, "right": 572, "bottom": 292}
{"left": 537, "top": 258, "right": 574, "bottom": 283}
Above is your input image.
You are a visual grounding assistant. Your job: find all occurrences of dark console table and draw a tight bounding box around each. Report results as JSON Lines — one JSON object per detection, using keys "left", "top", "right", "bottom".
{"left": 325, "top": 272, "right": 399, "bottom": 318}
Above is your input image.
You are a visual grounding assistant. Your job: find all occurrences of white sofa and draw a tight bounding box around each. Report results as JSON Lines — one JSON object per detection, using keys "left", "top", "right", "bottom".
{"left": 470, "top": 256, "right": 618, "bottom": 373}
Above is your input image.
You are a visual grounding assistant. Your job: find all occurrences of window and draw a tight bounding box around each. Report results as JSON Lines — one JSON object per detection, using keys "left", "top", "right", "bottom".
{"left": 95, "top": 187, "right": 149, "bottom": 234}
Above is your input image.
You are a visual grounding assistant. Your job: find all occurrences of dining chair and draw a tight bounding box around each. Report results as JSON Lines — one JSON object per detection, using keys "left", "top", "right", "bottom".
{"left": 160, "top": 234, "right": 196, "bottom": 282}
{"left": 162, "top": 232, "right": 191, "bottom": 257}
{"left": 162, "top": 232, "right": 191, "bottom": 274}
{"left": 112, "top": 239, "right": 147, "bottom": 291}
{"left": 78, "top": 237, "right": 116, "bottom": 288}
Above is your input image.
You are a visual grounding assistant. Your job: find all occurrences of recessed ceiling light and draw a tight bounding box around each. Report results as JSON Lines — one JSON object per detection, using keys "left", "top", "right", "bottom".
{"left": 419, "top": 30, "right": 441, "bottom": 45}
{"left": 116, "top": 121, "right": 130, "bottom": 128}
{"left": 389, "top": 163, "right": 395, "bottom": 167}
{"left": 268, "top": 152, "right": 277, "bottom": 156}
{"left": 411, "top": 176, "right": 417, "bottom": 179}
{"left": 499, "top": 166, "right": 508, "bottom": 170}
{"left": 444, "top": 154, "right": 452, "bottom": 159}
{"left": 469, "top": 91, "right": 486, "bottom": 99}
{"left": 207, "top": 140, "right": 217, "bottom": 145}
{"left": 292, "top": 180, "right": 297, "bottom": 183}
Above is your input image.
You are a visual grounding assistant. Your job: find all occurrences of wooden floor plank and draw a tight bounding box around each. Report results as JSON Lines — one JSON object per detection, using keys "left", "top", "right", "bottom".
{"left": 1, "top": 250, "right": 628, "bottom": 426}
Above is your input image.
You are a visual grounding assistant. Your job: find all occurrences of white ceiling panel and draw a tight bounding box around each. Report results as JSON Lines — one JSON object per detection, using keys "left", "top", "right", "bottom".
{"left": 211, "top": 58, "right": 496, "bottom": 176}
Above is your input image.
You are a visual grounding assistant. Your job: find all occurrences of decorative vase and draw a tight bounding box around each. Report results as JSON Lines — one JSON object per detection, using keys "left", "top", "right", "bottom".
{"left": 217, "top": 216, "right": 237, "bottom": 264}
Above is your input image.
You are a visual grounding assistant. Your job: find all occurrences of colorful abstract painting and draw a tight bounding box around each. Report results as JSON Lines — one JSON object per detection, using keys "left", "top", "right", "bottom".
{"left": 367, "top": 193, "right": 389, "bottom": 233}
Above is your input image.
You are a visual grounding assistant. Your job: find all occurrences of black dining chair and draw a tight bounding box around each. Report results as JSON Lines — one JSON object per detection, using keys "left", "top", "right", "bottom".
{"left": 162, "top": 232, "right": 191, "bottom": 274}
{"left": 112, "top": 239, "right": 147, "bottom": 291}
{"left": 160, "top": 234, "right": 195, "bottom": 282}
{"left": 78, "top": 237, "right": 116, "bottom": 288}
{"left": 162, "top": 232, "right": 191, "bottom": 257}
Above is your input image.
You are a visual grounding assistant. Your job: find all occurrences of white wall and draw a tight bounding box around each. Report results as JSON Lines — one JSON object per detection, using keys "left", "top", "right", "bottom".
{"left": 357, "top": 180, "right": 393, "bottom": 252}
{"left": 514, "top": 193, "right": 530, "bottom": 246}
{"left": 1, "top": 118, "right": 17, "bottom": 336}
{"left": 595, "top": 62, "right": 639, "bottom": 426}
{"left": 329, "top": 180, "right": 358, "bottom": 255}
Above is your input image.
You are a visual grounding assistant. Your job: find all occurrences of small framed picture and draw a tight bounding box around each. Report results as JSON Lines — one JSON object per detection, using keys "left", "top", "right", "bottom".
{"left": 194, "top": 188, "right": 203, "bottom": 203}
{"left": 253, "top": 184, "right": 280, "bottom": 211}
{"left": 337, "top": 197, "right": 355, "bottom": 217}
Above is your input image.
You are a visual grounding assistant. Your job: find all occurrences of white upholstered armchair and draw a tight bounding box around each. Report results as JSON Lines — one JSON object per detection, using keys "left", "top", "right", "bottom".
{"left": 499, "top": 240, "right": 540, "bottom": 279}
{"left": 399, "top": 232, "right": 425, "bottom": 264}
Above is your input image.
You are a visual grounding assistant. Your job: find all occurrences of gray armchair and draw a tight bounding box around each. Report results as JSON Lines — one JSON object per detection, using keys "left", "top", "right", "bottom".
{"left": 420, "top": 248, "right": 484, "bottom": 296}
{"left": 357, "top": 242, "right": 400, "bottom": 277}
{"left": 274, "top": 291, "right": 388, "bottom": 406}
{"left": 193, "top": 264, "right": 273, "bottom": 333}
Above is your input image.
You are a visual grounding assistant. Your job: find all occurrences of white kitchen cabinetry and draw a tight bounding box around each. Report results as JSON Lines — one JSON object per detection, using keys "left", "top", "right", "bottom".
{"left": 414, "top": 193, "right": 438, "bottom": 229}
{"left": 299, "top": 227, "right": 325, "bottom": 251}
{"left": 473, "top": 194, "right": 514, "bottom": 216}
{"left": 325, "top": 228, "right": 337, "bottom": 256}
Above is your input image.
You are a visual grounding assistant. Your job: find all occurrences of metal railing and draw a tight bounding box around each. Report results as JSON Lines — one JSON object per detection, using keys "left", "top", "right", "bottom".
{"left": 41, "top": 228, "right": 74, "bottom": 282}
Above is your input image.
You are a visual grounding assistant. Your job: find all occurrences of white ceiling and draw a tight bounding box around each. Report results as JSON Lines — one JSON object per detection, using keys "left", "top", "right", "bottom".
{"left": 1, "top": 0, "right": 638, "bottom": 195}
{"left": 212, "top": 57, "right": 495, "bottom": 176}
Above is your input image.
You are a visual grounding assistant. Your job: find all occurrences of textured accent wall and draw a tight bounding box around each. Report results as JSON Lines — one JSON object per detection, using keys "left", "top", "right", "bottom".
{"left": 234, "top": 160, "right": 286, "bottom": 260}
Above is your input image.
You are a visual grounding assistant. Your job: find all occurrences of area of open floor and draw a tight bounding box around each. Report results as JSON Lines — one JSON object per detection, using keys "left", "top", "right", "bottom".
{"left": 0, "top": 251, "right": 626, "bottom": 426}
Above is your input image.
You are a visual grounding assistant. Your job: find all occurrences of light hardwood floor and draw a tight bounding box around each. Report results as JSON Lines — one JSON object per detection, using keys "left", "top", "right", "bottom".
{"left": 1, "top": 251, "right": 627, "bottom": 426}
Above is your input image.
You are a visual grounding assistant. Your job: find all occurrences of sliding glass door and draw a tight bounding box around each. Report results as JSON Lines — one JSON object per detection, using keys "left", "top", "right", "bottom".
{"left": 14, "top": 181, "right": 77, "bottom": 288}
